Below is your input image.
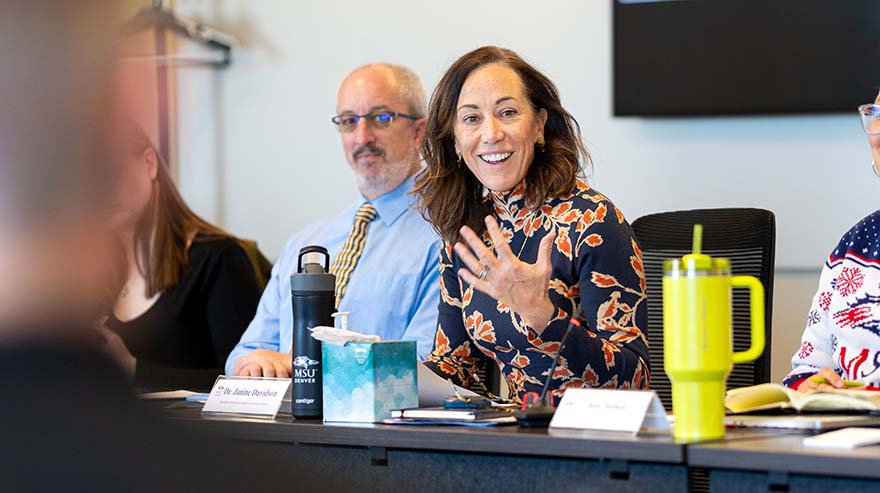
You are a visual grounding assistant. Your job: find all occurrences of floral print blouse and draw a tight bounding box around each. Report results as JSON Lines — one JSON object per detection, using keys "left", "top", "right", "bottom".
{"left": 425, "top": 181, "right": 650, "bottom": 402}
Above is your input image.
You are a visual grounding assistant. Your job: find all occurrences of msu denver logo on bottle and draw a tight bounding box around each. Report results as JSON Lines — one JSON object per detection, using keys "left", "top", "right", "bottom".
{"left": 293, "top": 355, "right": 319, "bottom": 383}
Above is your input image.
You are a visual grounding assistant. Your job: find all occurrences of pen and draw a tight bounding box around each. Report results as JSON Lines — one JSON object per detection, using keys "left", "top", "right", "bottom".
{"left": 810, "top": 376, "right": 865, "bottom": 387}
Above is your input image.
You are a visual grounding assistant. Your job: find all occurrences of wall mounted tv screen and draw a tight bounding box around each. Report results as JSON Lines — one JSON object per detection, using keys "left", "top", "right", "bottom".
{"left": 613, "top": 0, "right": 880, "bottom": 117}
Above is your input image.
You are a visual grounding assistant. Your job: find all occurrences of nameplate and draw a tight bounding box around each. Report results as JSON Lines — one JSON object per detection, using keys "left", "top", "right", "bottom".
{"left": 549, "top": 389, "right": 670, "bottom": 434}
{"left": 202, "top": 376, "right": 291, "bottom": 419}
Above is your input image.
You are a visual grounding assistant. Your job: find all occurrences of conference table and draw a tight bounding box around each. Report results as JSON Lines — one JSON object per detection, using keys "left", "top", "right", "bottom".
{"left": 169, "top": 406, "right": 688, "bottom": 491}
{"left": 689, "top": 434, "right": 880, "bottom": 492}
{"left": 161, "top": 404, "right": 880, "bottom": 492}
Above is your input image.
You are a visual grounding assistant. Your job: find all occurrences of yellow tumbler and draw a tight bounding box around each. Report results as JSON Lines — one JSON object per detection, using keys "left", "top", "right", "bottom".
{"left": 662, "top": 225, "right": 765, "bottom": 442}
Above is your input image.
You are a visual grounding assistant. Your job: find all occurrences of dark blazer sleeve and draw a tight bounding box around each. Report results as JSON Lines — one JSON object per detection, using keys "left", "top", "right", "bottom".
{"left": 134, "top": 239, "right": 262, "bottom": 390}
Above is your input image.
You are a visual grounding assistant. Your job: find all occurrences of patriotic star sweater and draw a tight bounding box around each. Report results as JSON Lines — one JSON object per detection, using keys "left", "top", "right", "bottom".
{"left": 784, "top": 210, "right": 880, "bottom": 389}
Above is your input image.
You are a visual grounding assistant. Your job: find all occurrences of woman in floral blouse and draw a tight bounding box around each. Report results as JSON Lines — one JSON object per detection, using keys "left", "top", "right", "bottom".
{"left": 414, "top": 46, "right": 649, "bottom": 402}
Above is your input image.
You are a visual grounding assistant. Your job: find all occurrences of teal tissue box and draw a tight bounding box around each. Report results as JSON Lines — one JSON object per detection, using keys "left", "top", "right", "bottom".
{"left": 321, "top": 341, "right": 418, "bottom": 423}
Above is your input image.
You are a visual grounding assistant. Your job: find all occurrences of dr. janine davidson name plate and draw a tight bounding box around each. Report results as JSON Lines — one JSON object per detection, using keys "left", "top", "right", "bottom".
{"left": 202, "top": 376, "right": 291, "bottom": 419}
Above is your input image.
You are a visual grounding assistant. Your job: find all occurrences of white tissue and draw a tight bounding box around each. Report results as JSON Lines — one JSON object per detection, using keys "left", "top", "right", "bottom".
{"left": 309, "top": 326, "right": 381, "bottom": 346}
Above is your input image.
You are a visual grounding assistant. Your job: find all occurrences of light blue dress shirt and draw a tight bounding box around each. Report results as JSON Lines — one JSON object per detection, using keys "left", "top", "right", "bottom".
{"left": 225, "top": 175, "right": 441, "bottom": 374}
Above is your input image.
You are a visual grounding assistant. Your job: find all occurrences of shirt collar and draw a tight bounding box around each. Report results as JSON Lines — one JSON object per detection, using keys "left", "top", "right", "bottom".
{"left": 487, "top": 180, "right": 537, "bottom": 210}
{"left": 357, "top": 173, "right": 418, "bottom": 227}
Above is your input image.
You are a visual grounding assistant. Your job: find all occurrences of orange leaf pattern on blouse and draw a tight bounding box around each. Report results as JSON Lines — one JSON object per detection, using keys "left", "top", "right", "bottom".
{"left": 424, "top": 181, "right": 650, "bottom": 402}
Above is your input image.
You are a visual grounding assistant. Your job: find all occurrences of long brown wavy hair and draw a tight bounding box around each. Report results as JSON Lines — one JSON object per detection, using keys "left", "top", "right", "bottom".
{"left": 413, "top": 46, "right": 590, "bottom": 244}
{"left": 120, "top": 121, "right": 230, "bottom": 297}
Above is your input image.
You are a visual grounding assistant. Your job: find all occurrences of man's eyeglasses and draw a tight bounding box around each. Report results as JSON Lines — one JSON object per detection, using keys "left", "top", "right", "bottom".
{"left": 331, "top": 111, "right": 420, "bottom": 133}
{"left": 859, "top": 104, "right": 880, "bottom": 135}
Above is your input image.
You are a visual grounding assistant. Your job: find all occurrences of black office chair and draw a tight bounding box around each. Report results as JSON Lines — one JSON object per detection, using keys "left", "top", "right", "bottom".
{"left": 238, "top": 238, "right": 274, "bottom": 290}
{"left": 631, "top": 208, "right": 776, "bottom": 412}
{"left": 468, "top": 357, "right": 502, "bottom": 397}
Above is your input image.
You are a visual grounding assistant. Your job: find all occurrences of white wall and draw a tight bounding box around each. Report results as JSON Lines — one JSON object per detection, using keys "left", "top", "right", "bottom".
{"left": 170, "top": 0, "right": 876, "bottom": 382}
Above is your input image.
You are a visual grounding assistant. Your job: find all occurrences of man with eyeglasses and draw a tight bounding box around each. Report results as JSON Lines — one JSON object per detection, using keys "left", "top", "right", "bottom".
{"left": 226, "top": 63, "right": 441, "bottom": 378}
{"left": 784, "top": 88, "right": 880, "bottom": 392}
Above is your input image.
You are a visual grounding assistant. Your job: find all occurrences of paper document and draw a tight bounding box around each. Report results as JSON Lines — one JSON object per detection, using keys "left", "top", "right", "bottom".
{"left": 139, "top": 390, "right": 202, "bottom": 400}
{"left": 803, "top": 427, "right": 880, "bottom": 449}
{"left": 417, "top": 363, "right": 479, "bottom": 407}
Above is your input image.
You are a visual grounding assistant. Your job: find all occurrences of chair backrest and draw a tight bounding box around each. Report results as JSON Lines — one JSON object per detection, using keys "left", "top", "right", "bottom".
{"left": 467, "top": 357, "right": 502, "bottom": 397}
{"left": 631, "top": 208, "right": 776, "bottom": 411}
{"left": 237, "top": 238, "right": 274, "bottom": 290}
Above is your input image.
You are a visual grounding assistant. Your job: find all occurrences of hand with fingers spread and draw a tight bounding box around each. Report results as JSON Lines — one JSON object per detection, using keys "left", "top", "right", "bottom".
{"left": 454, "top": 215, "right": 557, "bottom": 333}
{"left": 232, "top": 349, "right": 292, "bottom": 378}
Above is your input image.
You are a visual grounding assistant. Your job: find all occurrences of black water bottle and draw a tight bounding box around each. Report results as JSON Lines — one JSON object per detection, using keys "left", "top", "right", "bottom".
{"left": 290, "top": 245, "right": 336, "bottom": 418}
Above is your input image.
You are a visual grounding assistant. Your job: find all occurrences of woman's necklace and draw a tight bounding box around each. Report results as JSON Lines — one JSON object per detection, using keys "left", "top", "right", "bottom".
{"left": 489, "top": 208, "right": 540, "bottom": 260}
{"left": 486, "top": 185, "right": 544, "bottom": 260}
{"left": 516, "top": 209, "right": 538, "bottom": 259}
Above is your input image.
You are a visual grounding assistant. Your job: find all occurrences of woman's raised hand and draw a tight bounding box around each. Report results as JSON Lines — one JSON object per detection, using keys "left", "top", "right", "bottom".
{"left": 454, "top": 216, "right": 557, "bottom": 334}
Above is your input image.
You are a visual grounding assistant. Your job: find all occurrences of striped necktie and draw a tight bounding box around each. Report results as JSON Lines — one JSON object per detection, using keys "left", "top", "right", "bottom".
{"left": 330, "top": 202, "right": 378, "bottom": 305}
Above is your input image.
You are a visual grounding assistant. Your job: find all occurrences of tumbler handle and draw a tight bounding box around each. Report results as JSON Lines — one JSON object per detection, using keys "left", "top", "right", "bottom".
{"left": 730, "top": 275, "right": 766, "bottom": 364}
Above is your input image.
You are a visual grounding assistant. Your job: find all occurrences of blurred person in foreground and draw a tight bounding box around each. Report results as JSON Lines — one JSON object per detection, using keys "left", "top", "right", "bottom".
{"left": 0, "top": 2, "right": 334, "bottom": 491}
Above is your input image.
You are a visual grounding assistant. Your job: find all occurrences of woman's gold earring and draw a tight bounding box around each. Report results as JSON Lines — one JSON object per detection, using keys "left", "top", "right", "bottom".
{"left": 536, "top": 137, "right": 545, "bottom": 153}
{"left": 457, "top": 153, "right": 463, "bottom": 168}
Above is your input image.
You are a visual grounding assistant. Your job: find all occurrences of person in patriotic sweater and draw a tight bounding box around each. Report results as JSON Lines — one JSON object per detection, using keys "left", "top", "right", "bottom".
{"left": 784, "top": 89, "right": 880, "bottom": 391}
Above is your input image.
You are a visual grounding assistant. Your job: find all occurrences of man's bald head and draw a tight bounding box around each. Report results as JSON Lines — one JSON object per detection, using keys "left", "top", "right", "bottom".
{"left": 334, "top": 63, "right": 427, "bottom": 200}
{"left": 338, "top": 63, "right": 426, "bottom": 118}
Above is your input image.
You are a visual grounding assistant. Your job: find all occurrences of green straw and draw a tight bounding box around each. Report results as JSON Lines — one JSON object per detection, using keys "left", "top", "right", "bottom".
{"left": 692, "top": 224, "right": 703, "bottom": 255}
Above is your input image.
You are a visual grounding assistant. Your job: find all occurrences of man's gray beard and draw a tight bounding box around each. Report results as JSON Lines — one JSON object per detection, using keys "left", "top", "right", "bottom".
{"left": 352, "top": 163, "right": 412, "bottom": 198}
{"left": 355, "top": 172, "right": 390, "bottom": 196}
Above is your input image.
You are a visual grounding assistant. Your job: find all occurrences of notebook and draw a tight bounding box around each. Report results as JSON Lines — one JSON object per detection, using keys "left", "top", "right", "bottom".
{"left": 725, "top": 383, "right": 880, "bottom": 414}
{"left": 381, "top": 416, "right": 517, "bottom": 427}
{"left": 391, "top": 407, "right": 512, "bottom": 422}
